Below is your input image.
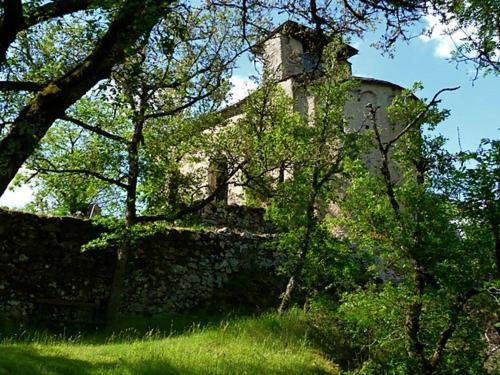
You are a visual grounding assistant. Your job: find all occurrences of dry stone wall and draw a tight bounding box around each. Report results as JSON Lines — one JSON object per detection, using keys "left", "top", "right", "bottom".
{"left": 0, "top": 209, "right": 281, "bottom": 322}
{"left": 197, "top": 204, "right": 274, "bottom": 233}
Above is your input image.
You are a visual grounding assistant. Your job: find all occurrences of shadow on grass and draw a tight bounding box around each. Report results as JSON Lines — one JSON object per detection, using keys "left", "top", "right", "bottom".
{"left": 125, "top": 360, "right": 334, "bottom": 375}
{"left": 0, "top": 346, "right": 106, "bottom": 375}
{"left": 105, "top": 312, "right": 231, "bottom": 338}
{"left": 0, "top": 311, "right": 338, "bottom": 374}
{"left": 0, "top": 346, "right": 186, "bottom": 375}
{"left": 102, "top": 309, "right": 311, "bottom": 343}
{"left": 0, "top": 345, "right": 333, "bottom": 375}
{"left": 1, "top": 312, "right": 239, "bottom": 345}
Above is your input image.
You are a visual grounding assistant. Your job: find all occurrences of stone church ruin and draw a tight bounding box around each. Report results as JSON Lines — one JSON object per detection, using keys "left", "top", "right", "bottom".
{"left": 203, "top": 21, "right": 406, "bottom": 206}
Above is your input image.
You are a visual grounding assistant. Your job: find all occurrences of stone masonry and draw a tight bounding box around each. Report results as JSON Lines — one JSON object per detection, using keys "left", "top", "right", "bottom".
{"left": 0, "top": 209, "right": 280, "bottom": 322}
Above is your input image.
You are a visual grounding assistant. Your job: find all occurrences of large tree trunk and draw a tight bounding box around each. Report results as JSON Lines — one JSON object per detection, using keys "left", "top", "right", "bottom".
{"left": 0, "top": 0, "right": 171, "bottom": 196}
{"left": 0, "top": 0, "right": 95, "bottom": 65}
{"left": 0, "top": 0, "right": 24, "bottom": 64}
{"left": 105, "top": 241, "right": 129, "bottom": 322}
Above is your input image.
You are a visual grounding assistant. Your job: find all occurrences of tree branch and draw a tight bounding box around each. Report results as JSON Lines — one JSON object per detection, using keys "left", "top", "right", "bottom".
{"left": 36, "top": 166, "right": 129, "bottom": 189}
{"left": 368, "top": 103, "right": 402, "bottom": 221}
{"left": 386, "top": 86, "right": 460, "bottom": 150}
{"left": 136, "top": 160, "right": 247, "bottom": 223}
{"left": 342, "top": 0, "right": 366, "bottom": 21}
{"left": 0, "top": 0, "right": 25, "bottom": 64}
{"left": 429, "top": 289, "right": 480, "bottom": 370}
{"left": 24, "top": 0, "right": 94, "bottom": 28}
{"left": 0, "top": 80, "right": 44, "bottom": 92}
{"left": 144, "top": 83, "right": 222, "bottom": 120}
{"left": 60, "top": 115, "right": 129, "bottom": 144}
{"left": 0, "top": 0, "right": 171, "bottom": 196}
{"left": 0, "top": 0, "right": 96, "bottom": 65}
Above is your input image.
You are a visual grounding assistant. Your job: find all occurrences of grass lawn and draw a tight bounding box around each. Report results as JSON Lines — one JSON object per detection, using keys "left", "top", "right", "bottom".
{"left": 0, "top": 310, "right": 338, "bottom": 374}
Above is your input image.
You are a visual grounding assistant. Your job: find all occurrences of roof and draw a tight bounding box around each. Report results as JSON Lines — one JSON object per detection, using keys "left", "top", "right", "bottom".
{"left": 219, "top": 93, "right": 253, "bottom": 119}
{"left": 352, "top": 76, "right": 406, "bottom": 92}
{"left": 219, "top": 76, "right": 408, "bottom": 119}
{"left": 252, "top": 20, "right": 358, "bottom": 59}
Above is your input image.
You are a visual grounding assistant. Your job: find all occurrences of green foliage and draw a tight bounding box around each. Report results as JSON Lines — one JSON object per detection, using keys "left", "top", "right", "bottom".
{"left": 258, "top": 44, "right": 366, "bottom": 301}
{"left": 445, "top": 0, "right": 500, "bottom": 75}
{"left": 16, "top": 99, "right": 127, "bottom": 215}
{"left": 19, "top": 8, "right": 240, "bottom": 218}
{"left": 309, "top": 283, "right": 490, "bottom": 374}
{"left": 301, "top": 224, "right": 377, "bottom": 298}
{"left": 326, "top": 84, "right": 498, "bottom": 373}
{"left": 81, "top": 218, "right": 175, "bottom": 252}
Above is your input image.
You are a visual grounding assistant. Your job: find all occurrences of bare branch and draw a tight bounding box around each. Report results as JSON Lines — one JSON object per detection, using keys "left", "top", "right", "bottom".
{"left": 386, "top": 86, "right": 460, "bottom": 149}
{"left": 342, "top": 0, "right": 366, "bottom": 21}
{"left": 144, "top": 83, "right": 222, "bottom": 120}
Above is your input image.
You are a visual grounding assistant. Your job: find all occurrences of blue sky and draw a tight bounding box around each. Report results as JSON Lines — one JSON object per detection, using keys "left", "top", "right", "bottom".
{"left": 1, "top": 20, "right": 498, "bottom": 209}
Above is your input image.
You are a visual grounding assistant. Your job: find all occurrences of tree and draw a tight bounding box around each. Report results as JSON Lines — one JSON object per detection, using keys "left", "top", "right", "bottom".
{"left": 16, "top": 8, "right": 249, "bottom": 319}
{"left": 269, "top": 51, "right": 363, "bottom": 313}
{"left": 0, "top": 0, "right": 175, "bottom": 195}
{"left": 197, "top": 42, "right": 367, "bottom": 312}
{"left": 454, "top": 140, "right": 499, "bottom": 276}
{"left": 331, "top": 84, "right": 498, "bottom": 373}
{"left": 1, "top": 0, "right": 497, "bottom": 200}
{"left": 243, "top": 0, "right": 499, "bottom": 73}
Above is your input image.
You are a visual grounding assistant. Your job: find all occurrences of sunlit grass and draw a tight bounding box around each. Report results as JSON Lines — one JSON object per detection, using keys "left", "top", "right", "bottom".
{"left": 0, "top": 310, "right": 338, "bottom": 374}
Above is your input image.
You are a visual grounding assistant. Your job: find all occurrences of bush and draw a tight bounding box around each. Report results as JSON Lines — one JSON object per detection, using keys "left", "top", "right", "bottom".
{"left": 307, "top": 283, "right": 491, "bottom": 374}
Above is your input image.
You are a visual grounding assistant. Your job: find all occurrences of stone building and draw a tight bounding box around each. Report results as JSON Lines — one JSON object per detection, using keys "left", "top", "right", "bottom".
{"left": 206, "top": 21, "right": 406, "bottom": 206}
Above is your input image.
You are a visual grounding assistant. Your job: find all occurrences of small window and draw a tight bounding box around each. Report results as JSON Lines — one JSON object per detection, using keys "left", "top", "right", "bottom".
{"left": 302, "top": 52, "right": 323, "bottom": 73}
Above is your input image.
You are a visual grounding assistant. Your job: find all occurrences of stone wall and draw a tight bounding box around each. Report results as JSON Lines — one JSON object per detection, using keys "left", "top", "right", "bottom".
{"left": 197, "top": 204, "right": 274, "bottom": 233}
{"left": 0, "top": 209, "right": 281, "bottom": 322}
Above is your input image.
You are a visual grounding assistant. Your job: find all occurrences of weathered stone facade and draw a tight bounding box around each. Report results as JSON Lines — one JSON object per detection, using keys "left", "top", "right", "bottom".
{"left": 204, "top": 21, "right": 406, "bottom": 205}
{"left": 0, "top": 209, "right": 281, "bottom": 322}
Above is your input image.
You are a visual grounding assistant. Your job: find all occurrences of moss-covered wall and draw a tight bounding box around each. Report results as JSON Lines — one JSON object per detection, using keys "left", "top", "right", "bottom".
{"left": 0, "top": 209, "right": 281, "bottom": 322}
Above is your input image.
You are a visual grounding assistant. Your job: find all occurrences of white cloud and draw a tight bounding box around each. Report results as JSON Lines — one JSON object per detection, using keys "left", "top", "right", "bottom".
{"left": 0, "top": 183, "right": 33, "bottom": 209}
{"left": 419, "top": 14, "right": 499, "bottom": 76}
{"left": 419, "top": 14, "right": 464, "bottom": 58}
{"left": 228, "top": 75, "right": 258, "bottom": 105}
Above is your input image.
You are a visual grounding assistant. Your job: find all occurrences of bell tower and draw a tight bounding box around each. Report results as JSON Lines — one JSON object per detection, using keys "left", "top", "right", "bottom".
{"left": 253, "top": 21, "right": 358, "bottom": 82}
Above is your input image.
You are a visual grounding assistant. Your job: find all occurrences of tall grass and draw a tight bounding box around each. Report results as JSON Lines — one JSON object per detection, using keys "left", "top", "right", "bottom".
{"left": 0, "top": 310, "right": 339, "bottom": 374}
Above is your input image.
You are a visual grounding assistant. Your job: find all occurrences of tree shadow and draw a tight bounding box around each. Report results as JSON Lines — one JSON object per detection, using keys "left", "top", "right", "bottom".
{"left": 0, "top": 346, "right": 103, "bottom": 375}
{"left": 124, "top": 360, "right": 335, "bottom": 375}
{"left": 0, "top": 346, "right": 187, "bottom": 375}
{"left": 0, "top": 345, "right": 336, "bottom": 374}
{"left": 97, "top": 311, "right": 247, "bottom": 343}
